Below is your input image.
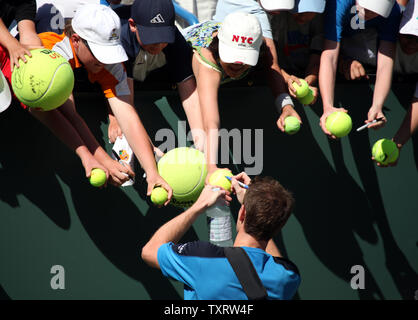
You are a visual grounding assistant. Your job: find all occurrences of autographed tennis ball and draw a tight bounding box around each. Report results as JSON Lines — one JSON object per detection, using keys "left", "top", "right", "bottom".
{"left": 89, "top": 168, "right": 107, "bottom": 187}
{"left": 151, "top": 187, "right": 168, "bottom": 206}
{"left": 208, "top": 168, "right": 233, "bottom": 191}
{"left": 11, "top": 48, "right": 74, "bottom": 111}
{"left": 325, "top": 111, "right": 352, "bottom": 138}
{"left": 157, "top": 147, "right": 207, "bottom": 208}
{"left": 292, "top": 79, "right": 309, "bottom": 98}
{"left": 284, "top": 116, "right": 301, "bottom": 135}
{"left": 372, "top": 139, "right": 399, "bottom": 165}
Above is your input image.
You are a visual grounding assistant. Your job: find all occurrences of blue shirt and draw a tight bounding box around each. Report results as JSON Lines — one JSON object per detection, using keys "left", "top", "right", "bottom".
{"left": 157, "top": 241, "right": 301, "bottom": 300}
{"left": 119, "top": 20, "right": 193, "bottom": 83}
{"left": 324, "top": 0, "right": 401, "bottom": 43}
{"left": 213, "top": 0, "right": 273, "bottom": 39}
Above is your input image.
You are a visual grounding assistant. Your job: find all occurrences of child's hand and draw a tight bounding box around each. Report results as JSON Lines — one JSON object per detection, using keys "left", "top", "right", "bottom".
{"left": 83, "top": 156, "right": 109, "bottom": 186}
{"left": 320, "top": 107, "right": 348, "bottom": 139}
{"left": 146, "top": 173, "right": 172, "bottom": 206}
{"left": 366, "top": 106, "right": 387, "bottom": 130}
{"left": 308, "top": 86, "right": 319, "bottom": 105}
{"left": 341, "top": 59, "right": 369, "bottom": 81}
{"left": 277, "top": 105, "right": 302, "bottom": 133}
{"left": 287, "top": 75, "right": 302, "bottom": 98}
{"left": 102, "top": 158, "right": 135, "bottom": 186}
{"left": 108, "top": 116, "right": 123, "bottom": 144}
{"left": 7, "top": 39, "right": 32, "bottom": 72}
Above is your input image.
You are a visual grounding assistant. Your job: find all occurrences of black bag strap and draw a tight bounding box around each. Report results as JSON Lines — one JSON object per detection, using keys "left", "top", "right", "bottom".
{"left": 224, "top": 247, "right": 268, "bottom": 300}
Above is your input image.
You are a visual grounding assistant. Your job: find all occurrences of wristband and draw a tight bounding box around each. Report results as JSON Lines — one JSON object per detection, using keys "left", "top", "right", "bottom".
{"left": 275, "top": 93, "right": 294, "bottom": 113}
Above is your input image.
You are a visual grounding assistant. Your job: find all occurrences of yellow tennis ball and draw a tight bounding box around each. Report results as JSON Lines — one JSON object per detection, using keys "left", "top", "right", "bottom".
{"left": 89, "top": 168, "right": 107, "bottom": 187}
{"left": 11, "top": 48, "right": 74, "bottom": 111}
{"left": 157, "top": 147, "right": 207, "bottom": 208}
{"left": 292, "top": 79, "right": 309, "bottom": 98}
{"left": 284, "top": 116, "right": 301, "bottom": 135}
{"left": 325, "top": 111, "right": 352, "bottom": 138}
{"left": 372, "top": 139, "right": 399, "bottom": 165}
{"left": 298, "top": 88, "right": 315, "bottom": 105}
{"left": 208, "top": 168, "right": 233, "bottom": 191}
{"left": 150, "top": 187, "right": 168, "bottom": 206}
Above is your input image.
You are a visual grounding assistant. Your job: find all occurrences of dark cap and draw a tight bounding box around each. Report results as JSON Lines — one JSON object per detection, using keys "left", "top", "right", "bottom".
{"left": 131, "top": 0, "right": 176, "bottom": 45}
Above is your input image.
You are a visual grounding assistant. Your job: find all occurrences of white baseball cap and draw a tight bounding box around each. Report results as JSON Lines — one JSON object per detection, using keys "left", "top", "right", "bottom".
{"left": 72, "top": 4, "right": 128, "bottom": 64}
{"left": 357, "top": 0, "right": 395, "bottom": 18}
{"left": 259, "top": 0, "right": 295, "bottom": 12}
{"left": 217, "top": 12, "right": 263, "bottom": 66}
{"left": 400, "top": 0, "right": 418, "bottom": 36}
{"left": 0, "top": 72, "right": 12, "bottom": 113}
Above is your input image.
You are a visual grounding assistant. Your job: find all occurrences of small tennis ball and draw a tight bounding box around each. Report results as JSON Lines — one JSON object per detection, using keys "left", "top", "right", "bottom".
{"left": 11, "top": 48, "right": 74, "bottom": 111}
{"left": 89, "top": 168, "right": 107, "bottom": 187}
{"left": 208, "top": 168, "right": 233, "bottom": 191}
{"left": 284, "top": 116, "right": 301, "bottom": 135}
{"left": 292, "top": 79, "right": 309, "bottom": 98}
{"left": 151, "top": 187, "right": 168, "bottom": 206}
{"left": 298, "top": 88, "right": 315, "bottom": 105}
{"left": 325, "top": 111, "right": 352, "bottom": 138}
{"left": 372, "top": 139, "right": 399, "bottom": 165}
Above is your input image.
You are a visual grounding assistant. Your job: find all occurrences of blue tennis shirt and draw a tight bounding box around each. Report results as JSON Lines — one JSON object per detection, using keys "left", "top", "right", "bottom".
{"left": 157, "top": 241, "right": 301, "bottom": 300}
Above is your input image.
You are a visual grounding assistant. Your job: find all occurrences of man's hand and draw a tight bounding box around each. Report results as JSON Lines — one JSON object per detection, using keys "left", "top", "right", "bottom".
{"left": 277, "top": 105, "right": 302, "bottom": 132}
{"left": 194, "top": 185, "right": 232, "bottom": 210}
{"left": 320, "top": 107, "right": 349, "bottom": 139}
{"left": 231, "top": 172, "right": 251, "bottom": 205}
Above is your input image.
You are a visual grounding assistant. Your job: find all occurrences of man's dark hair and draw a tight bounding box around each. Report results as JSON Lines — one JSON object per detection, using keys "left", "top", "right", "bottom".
{"left": 243, "top": 176, "right": 294, "bottom": 241}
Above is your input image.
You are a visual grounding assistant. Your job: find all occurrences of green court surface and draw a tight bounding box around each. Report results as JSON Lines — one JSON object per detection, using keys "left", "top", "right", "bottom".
{"left": 0, "top": 81, "right": 417, "bottom": 300}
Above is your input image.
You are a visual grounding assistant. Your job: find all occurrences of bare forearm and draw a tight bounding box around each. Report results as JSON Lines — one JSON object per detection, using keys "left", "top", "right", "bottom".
{"left": 319, "top": 50, "right": 338, "bottom": 111}
{"left": 264, "top": 38, "right": 287, "bottom": 97}
{"left": 0, "top": 19, "right": 19, "bottom": 49}
{"left": 150, "top": 204, "right": 203, "bottom": 246}
{"left": 108, "top": 96, "right": 159, "bottom": 176}
{"left": 142, "top": 203, "right": 204, "bottom": 268}
{"left": 17, "top": 20, "right": 42, "bottom": 47}
{"left": 373, "top": 54, "right": 394, "bottom": 109}
{"left": 393, "top": 99, "right": 418, "bottom": 147}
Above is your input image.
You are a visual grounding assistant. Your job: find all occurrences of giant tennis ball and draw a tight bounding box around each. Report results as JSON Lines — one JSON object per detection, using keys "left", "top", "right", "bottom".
{"left": 372, "top": 139, "right": 399, "bottom": 165}
{"left": 284, "top": 116, "right": 301, "bottom": 135}
{"left": 208, "top": 168, "right": 233, "bottom": 191}
{"left": 151, "top": 187, "right": 168, "bottom": 206}
{"left": 89, "top": 168, "right": 107, "bottom": 187}
{"left": 11, "top": 48, "right": 74, "bottom": 111}
{"left": 325, "top": 111, "right": 352, "bottom": 138}
{"left": 292, "top": 79, "right": 309, "bottom": 98}
{"left": 157, "top": 147, "right": 207, "bottom": 208}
